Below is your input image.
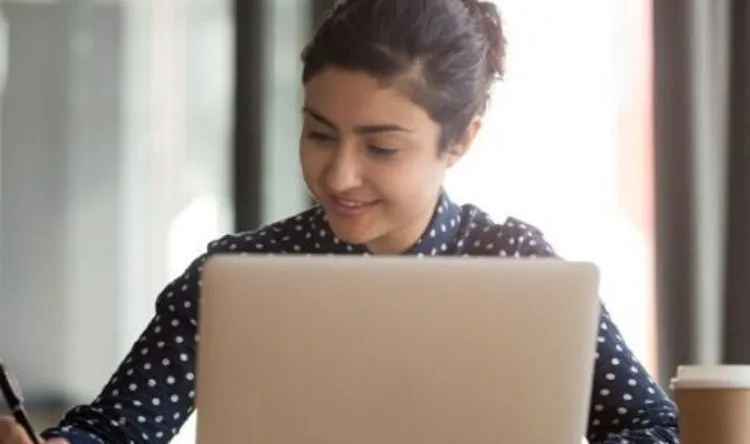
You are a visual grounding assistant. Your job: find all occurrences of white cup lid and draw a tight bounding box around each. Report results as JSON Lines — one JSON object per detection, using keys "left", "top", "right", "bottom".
{"left": 671, "top": 365, "right": 750, "bottom": 389}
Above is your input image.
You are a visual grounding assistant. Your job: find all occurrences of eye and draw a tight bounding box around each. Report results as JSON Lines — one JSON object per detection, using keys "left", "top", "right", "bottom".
{"left": 368, "top": 145, "right": 398, "bottom": 157}
{"left": 306, "top": 131, "right": 336, "bottom": 142}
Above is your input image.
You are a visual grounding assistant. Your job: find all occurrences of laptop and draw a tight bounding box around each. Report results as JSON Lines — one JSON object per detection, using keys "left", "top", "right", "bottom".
{"left": 195, "top": 255, "right": 600, "bottom": 444}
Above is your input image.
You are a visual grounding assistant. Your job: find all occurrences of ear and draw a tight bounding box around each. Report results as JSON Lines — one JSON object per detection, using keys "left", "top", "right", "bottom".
{"left": 444, "top": 117, "right": 482, "bottom": 168}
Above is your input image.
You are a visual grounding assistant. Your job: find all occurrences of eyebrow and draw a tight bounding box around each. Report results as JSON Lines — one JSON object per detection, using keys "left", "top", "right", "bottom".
{"left": 302, "top": 107, "right": 413, "bottom": 134}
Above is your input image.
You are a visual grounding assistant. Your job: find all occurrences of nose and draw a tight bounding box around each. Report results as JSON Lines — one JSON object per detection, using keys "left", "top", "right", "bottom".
{"left": 323, "top": 145, "right": 363, "bottom": 193}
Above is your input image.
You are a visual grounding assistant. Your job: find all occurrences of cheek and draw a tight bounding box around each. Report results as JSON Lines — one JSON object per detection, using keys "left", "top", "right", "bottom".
{"left": 377, "top": 156, "right": 446, "bottom": 206}
{"left": 299, "top": 143, "right": 323, "bottom": 184}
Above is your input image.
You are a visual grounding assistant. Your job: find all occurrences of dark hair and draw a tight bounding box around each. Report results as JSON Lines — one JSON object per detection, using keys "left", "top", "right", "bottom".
{"left": 301, "top": 0, "right": 506, "bottom": 152}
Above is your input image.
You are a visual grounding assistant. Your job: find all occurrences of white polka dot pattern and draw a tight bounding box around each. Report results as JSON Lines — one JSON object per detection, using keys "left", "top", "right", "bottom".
{"left": 41, "top": 192, "right": 678, "bottom": 443}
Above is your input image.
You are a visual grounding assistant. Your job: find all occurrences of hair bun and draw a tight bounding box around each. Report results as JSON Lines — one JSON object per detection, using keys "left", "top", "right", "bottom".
{"left": 462, "top": 0, "right": 506, "bottom": 79}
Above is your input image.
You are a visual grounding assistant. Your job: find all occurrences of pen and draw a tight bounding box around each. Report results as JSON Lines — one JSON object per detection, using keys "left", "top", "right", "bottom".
{"left": 0, "top": 361, "right": 42, "bottom": 444}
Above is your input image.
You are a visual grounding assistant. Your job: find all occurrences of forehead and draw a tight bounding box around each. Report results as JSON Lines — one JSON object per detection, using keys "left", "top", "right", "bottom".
{"left": 303, "top": 67, "right": 435, "bottom": 129}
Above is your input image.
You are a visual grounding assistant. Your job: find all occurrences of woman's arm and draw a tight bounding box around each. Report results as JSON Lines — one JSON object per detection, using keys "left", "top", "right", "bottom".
{"left": 35, "top": 217, "right": 293, "bottom": 443}
{"left": 512, "top": 227, "right": 679, "bottom": 443}
{"left": 585, "top": 306, "right": 678, "bottom": 443}
{"left": 40, "top": 252, "right": 210, "bottom": 443}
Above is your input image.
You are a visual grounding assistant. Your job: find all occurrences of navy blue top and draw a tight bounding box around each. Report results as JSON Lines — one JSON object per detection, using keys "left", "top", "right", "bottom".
{"left": 42, "top": 193, "right": 679, "bottom": 443}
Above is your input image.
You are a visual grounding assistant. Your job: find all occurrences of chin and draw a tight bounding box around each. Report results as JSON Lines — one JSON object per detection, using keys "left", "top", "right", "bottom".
{"left": 326, "top": 220, "right": 375, "bottom": 246}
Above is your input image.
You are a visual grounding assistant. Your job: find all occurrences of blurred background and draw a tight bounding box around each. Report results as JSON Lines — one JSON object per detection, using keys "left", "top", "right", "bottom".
{"left": 0, "top": 0, "right": 747, "bottom": 442}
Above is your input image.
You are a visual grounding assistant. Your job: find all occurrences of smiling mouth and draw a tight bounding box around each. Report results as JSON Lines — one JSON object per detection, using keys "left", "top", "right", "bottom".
{"left": 327, "top": 195, "right": 381, "bottom": 216}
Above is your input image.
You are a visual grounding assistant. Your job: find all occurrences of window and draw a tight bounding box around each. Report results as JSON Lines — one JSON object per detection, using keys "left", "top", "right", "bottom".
{"left": 444, "top": 0, "right": 657, "bottom": 372}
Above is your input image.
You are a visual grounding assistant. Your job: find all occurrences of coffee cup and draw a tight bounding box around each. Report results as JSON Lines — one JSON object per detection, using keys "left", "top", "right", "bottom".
{"left": 671, "top": 365, "right": 750, "bottom": 444}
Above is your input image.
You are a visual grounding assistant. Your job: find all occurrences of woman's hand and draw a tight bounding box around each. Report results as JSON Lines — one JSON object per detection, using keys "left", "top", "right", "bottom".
{"left": 0, "top": 417, "right": 67, "bottom": 444}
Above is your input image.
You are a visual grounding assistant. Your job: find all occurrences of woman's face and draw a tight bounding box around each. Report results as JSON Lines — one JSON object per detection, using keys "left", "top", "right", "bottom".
{"left": 300, "top": 67, "right": 470, "bottom": 254}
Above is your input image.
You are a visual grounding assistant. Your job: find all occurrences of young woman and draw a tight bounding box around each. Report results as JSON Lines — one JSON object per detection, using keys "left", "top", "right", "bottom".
{"left": 0, "top": 0, "right": 679, "bottom": 443}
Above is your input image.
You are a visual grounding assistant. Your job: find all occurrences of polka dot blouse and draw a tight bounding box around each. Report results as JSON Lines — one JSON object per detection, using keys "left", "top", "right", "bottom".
{"left": 42, "top": 192, "right": 679, "bottom": 443}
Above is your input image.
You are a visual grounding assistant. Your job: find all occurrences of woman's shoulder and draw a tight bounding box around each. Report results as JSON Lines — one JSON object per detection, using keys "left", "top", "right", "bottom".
{"left": 206, "top": 206, "right": 324, "bottom": 255}
{"left": 456, "top": 204, "right": 557, "bottom": 258}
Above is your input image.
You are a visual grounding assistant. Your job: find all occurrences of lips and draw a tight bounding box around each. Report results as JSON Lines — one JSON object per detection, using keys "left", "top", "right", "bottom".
{"left": 327, "top": 195, "right": 380, "bottom": 217}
